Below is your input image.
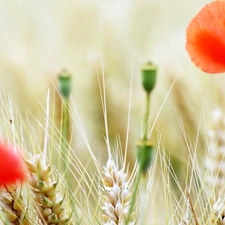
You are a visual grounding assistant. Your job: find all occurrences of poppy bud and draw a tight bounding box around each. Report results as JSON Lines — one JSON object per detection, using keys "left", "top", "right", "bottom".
{"left": 58, "top": 70, "right": 72, "bottom": 99}
{"left": 136, "top": 140, "right": 154, "bottom": 173}
{"left": 141, "top": 62, "right": 157, "bottom": 94}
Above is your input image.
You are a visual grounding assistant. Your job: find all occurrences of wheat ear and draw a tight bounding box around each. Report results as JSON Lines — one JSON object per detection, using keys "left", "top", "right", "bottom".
{"left": 26, "top": 155, "right": 71, "bottom": 225}
{"left": 102, "top": 158, "right": 134, "bottom": 225}
{"left": 206, "top": 109, "right": 225, "bottom": 198}
{"left": 0, "top": 185, "right": 30, "bottom": 225}
{"left": 205, "top": 109, "right": 225, "bottom": 224}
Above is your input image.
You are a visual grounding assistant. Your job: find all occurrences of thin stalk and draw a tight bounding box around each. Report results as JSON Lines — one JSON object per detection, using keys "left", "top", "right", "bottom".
{"left": 140, "top": 174, "right": 147, "bottom": 225}
{"left": 61, "top": 99, "right": 70, "bottom": 177}
{"left": 143, "top": 93, "right": 150, "bottom": 141}
{"left": 125, "top": 169, "right": 142, "bottom": 225}
{"left": 58, "top": 71, "right": 71, "bottom": 187}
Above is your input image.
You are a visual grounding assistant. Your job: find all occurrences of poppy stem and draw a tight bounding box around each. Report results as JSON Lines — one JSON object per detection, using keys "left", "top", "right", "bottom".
{"left": 58, "top": 71, "right": 71, "bottom": 180}
{"left": 143, "top": 92, "right": 150, "bottom": 141}
{"left": 124, "top": 169, "right": 142, "bottom": 225}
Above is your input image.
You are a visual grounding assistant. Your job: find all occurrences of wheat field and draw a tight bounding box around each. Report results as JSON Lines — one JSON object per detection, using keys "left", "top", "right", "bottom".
{"left": 0, "top": 0, "right": 224, "bottom": 224}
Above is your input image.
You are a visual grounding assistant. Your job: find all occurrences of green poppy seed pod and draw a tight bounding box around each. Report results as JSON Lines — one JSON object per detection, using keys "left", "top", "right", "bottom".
{"left": 141, "top": 62, "right": 157, "bottom": 94}
{"left": 58, "top": 70, "right": 71, "bottom": 99}
{"left": 136, "top": 140, "right": 154, "bottom": 173}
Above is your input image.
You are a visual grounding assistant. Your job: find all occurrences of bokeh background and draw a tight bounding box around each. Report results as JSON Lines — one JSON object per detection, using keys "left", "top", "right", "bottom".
{"left": 0, "top": 0, "right": 222, "bottom": 173}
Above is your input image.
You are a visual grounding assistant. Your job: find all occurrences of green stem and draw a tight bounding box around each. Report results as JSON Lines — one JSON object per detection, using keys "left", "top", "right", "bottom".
{"left": 143, "top": 92, "right": 150, "bottom": 141}
{"left": 61, "top": 99, "right": 69, "bottom": 174}
{"left": 140, "top": 173, "right": 147, "bottom": 225}
{"left": 125, "top": 169, "right": 142, "bottom": 225}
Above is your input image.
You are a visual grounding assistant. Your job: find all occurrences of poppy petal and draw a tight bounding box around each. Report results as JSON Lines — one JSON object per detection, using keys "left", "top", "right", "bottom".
{"left": 186, "top": 1, "right": 225, "bottom": 73}
{"left": 0, "top": 143, "right": 26, "bottom": 185}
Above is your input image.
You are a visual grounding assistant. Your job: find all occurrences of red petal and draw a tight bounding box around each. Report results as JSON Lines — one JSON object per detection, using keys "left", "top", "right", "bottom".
{"left": 186, "top": 1, "right": 225, "bottom": 73}
{"left": 0, "top": 143, "right": 26, "bottom": 185}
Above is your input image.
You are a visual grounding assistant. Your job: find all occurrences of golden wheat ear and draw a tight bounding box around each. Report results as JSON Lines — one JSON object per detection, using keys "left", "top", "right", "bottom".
{"left": 26, "top": 154, "right": 72, "bottom": 225}
{"left": 0, "top": 185, "right": 30, "bottom": 225}
{"left": 204, "top": 109, "right": 225, "bottom": 224}
{"left": 205, "top": 109, "right": 225, "bottom": 198}
{"left": 101, "top": 158, "right": 135, "bottom": 225}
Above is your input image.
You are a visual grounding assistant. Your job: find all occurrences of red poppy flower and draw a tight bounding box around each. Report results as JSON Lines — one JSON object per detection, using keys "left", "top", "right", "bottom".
{"left": 0, "top": 142, "right": 26, "bottom": 185}
{"left": 186, "top": 0, "right": 225, "bottom": 73}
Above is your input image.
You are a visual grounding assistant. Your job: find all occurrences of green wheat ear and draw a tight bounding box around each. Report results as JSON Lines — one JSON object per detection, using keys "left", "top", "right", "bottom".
{"left": 26, "top": 155, "right": 72, "bottom": 225}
